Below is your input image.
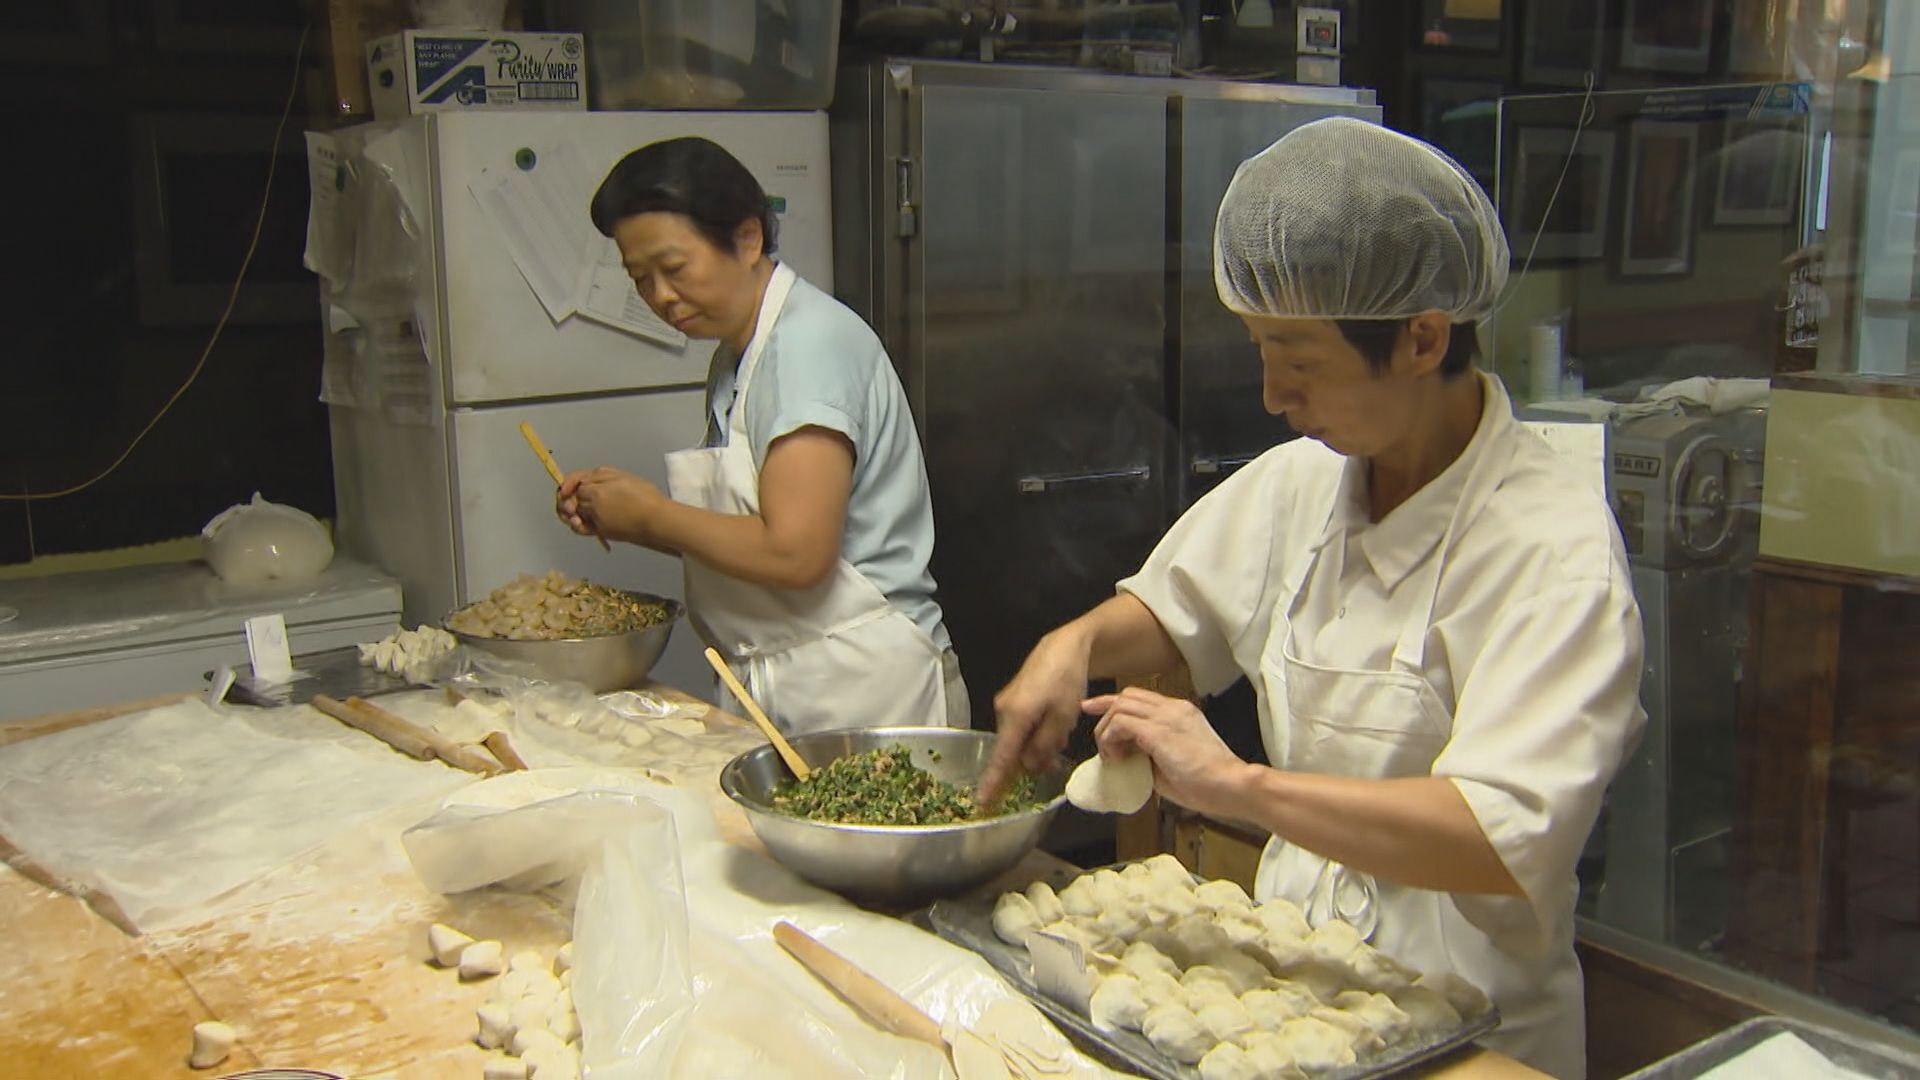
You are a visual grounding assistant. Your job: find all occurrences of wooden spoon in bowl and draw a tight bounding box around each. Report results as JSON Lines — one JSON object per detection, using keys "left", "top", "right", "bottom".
{"left": 703, "top": 646, "right": 810, "bottom": 779}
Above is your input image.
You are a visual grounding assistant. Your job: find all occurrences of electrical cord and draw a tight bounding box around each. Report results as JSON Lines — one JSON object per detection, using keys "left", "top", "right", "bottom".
{"left": 4, "top": 22, "right": 311, "bottom": 502}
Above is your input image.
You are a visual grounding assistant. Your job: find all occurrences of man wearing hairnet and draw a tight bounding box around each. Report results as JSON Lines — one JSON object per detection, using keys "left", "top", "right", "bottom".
{"left": 980, "top": 118, "right": 1644, "bottom": 1078}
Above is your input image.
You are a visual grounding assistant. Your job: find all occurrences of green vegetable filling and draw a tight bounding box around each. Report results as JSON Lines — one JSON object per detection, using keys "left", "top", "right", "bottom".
{"left": 771, "top": 745, "right": 1042, "bottom": 825}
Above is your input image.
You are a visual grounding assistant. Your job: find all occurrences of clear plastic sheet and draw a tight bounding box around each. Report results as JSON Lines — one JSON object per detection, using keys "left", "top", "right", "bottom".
{"left": 0, "top": 699, "right": 469, "bottom": 931}
{"left": 0, "top": 558, "right": 399, "bottom": 662}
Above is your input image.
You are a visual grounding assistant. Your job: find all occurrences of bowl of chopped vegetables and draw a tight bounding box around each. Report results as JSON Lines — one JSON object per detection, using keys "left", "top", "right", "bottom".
{"left": 719, "top": 727, "right": 1068, "bottom": 905}
{"left": 444, "top": 572, "right": 682, "bottom": 693}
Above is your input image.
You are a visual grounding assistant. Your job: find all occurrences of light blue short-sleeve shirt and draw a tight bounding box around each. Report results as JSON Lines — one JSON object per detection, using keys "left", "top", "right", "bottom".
{"left": 700, "top": 268, "right": 951, "bottom": 650}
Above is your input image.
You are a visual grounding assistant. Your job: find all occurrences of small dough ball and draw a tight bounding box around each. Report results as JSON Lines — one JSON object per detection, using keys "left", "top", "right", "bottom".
{"left": 508, "top": 949, "right": 546, "bottom": 973}
{"left": 1120, "top": 941, "right": 1182, "bottom": 982}
{"left": 188, "top": 1021, "right": 236, "bottom": 1070}
{"left": 1197, "top": 1041, "right": 1259, "bottom": 1080}
{"left": 523, "top": 1039, "right": 580, "bottom": 1080}
{"left": 460, "top": 940, "right": 505, "bottom": 980}
{"left": 1023, "top": 881, "right": 1067, "bottom": 924}
{"left": 1306, "top": 919, "right": 1365, "bottom": 965}
{"left": 554, "top": 941, "right": 575, "bottom": 975}
{"left": 483, "top": 1055, "right": 530, "bottom": 1080}
{"left": 1417, "top": 971, "right": 1492, "bottom": 1020}
{"left": 1141, "top": 1003, "right": 1212, "bottom": 1065}
{"left": 1195, "top": 997, "right": 1257, "bottom": 1045}
{"left": 1089, "top": 972, "right": 1150, "bottom": 1032}
{"left": 1065, "top": 752, "right": 1154, "bottom": 814}
{"left": 510, "top": 992, "right": 556, "bottom": 1034}
{"left": 428, "top": 922, "right": 476, "bottom": 967}
{"left": 550, "top": 999, "right": 583, "bottom": 1044}
{"left": 1256, "top": 898, "right": 1312, "bottom": 941}
{"left": 1391, "top": 984, "right": 1465, "bottom": 1035}
{"left": 475, "top": 1002, "right": 515, "bottom": 1049}
{"left": 510, "top": 1025, "right": 565, "bottom": 1059}
{"left": 1194, "top": 879, "right": 1254, "bottom": 913}
{"left": 1275, "top": 1015, "right": 1360, "bottom": 1072}
{"left": 498, "top": 968, "right": 539, "bottom": 1001}
{"left": 992, "top": 892, "right": 1042, "bottom": 946}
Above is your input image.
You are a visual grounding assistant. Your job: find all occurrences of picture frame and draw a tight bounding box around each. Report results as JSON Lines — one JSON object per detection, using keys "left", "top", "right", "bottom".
{"left": 1508, "top": 126, "right": 1616, "bottom": 263}
{"left": 1520, "top": 0, "right": 1606, "bottom": 87}
{"left": 0, "top": 0, "right": 112, "bottom": 65}
{"left": 1421, "top": 78, "right": 1502, "bottom": 194}
{"left": 1712, "top": 117, "right": 1803, "bottom": 227}
{"left": 129, "top": 113, "right": 320, "bottom": 327}
{"left": 1619, "top": 120, "right": 1700, "bottom": 277}
{"left": 152, "top": 0, "right": 305, "bottom": 55}
{"left": 1417, "top": 0, "right": 1505, "bottom": 55}
{"left": 1619, "top": 0, "right": 1714, "bottom": 75}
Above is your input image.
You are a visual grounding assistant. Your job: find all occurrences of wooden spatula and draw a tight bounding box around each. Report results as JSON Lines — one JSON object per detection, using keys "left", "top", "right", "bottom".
{"left": 704, "top": 647, "right": 810, "bottom": 779}
{"left": 520, "top": 420, "right": 611, "bottom": 552}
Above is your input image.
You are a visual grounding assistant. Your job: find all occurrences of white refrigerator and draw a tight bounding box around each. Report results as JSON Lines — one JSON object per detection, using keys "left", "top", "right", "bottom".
{"left": 311, "top": 111, "right": 833, "bottom": 697}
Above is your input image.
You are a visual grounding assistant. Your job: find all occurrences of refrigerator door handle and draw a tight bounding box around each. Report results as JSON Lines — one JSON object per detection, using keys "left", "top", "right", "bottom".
{"left": 1016, "top": 464, "right": 1152, "bottom": 494}
{"left": 1189, "top": 453, "right": 1261, "bottom": 476}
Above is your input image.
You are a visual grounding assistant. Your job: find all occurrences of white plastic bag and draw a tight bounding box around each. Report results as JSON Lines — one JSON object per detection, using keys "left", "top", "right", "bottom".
{"left": 401, "top": 771, "right": 696, "bottom": 1075}
{"left": 201, "top": 492, "right": 335, "bottom": 585}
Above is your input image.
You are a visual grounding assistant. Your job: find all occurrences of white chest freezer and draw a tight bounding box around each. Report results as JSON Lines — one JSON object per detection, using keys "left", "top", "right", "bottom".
{"left": 0, "top": 559, "right": 402, "bottom": 725}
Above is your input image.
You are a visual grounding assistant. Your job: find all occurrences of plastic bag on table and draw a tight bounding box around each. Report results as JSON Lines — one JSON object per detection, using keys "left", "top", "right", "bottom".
{"left": 401, "top": 770, "right": 695, "bottom": 1074}
{"left": 200, "top": 492, "right": 334, "bottom": 585}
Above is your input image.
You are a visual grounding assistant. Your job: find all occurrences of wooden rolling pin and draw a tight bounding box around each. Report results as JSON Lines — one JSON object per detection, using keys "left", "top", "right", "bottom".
{"left": 772, "top": 921, "right": 947, "bottom": 1054}
{"left": 312, "top": 695, "right": 503, "bottom": 776}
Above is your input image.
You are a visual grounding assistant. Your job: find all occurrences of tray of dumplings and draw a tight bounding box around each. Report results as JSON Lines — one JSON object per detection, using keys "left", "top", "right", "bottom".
{"left": 921, "top": 855, "right": 1498, "bottom": 1080}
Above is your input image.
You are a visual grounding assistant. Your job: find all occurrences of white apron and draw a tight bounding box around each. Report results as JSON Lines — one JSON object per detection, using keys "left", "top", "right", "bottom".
{"left": 1252, "top": 438, "right": 1588, "bottom": 1079}
{"left": 664, "top": 264, "right": 951, "bottom": 736}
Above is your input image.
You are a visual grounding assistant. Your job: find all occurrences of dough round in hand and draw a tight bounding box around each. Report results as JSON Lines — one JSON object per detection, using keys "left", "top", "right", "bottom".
{"left": 1066, "top": 752, "right": 1154, "bottom": 814}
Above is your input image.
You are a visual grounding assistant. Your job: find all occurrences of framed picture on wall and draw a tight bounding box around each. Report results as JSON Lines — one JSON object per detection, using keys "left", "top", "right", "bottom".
{"left": 1712, "top": 118, "right": 1803, "bottom": 227}
{"left": 1620, "top": 0, "right": 1714, "bottom": 75}
{"left": 1520, "top": 0, "right": 1606, "bottom": 87}
{"left": 1418, "top": 0, "right": 1505, "bottom": 54}
{"left": 1620, "top": 120, "right": 1700, "bottom": 277}
{"left": 1421, "top": 78, "right": 1502, "bottom": 194}
{"left": 1508, "top": 127, "right": 1616, "bottom": 263}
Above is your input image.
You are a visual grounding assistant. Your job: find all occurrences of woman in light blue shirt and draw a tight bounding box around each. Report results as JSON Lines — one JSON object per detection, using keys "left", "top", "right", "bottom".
{"left": 557, "top": 137, "right": 965, "bottom": 734}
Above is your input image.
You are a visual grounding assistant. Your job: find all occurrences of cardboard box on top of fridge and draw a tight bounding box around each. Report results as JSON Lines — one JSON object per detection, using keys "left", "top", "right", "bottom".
{"left": 366, "top": 30, "right": 586, "bottom": 120}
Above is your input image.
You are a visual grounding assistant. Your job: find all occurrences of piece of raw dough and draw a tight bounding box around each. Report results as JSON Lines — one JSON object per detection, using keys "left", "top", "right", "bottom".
{"left": 1256, "top": 897, "right": 1312, "bottom": 941}
{"left": 1195, "top": 997, "right": 1257, "bottom": 1045}
{"left": 460, "top": 940, "right": 505, "bottom": 980}
{"left": 1065, "top": 752, "right": 1154, "bottom": 814}
{"left": 1306, "top": 919, "right": 1365, "bottom": 965}
{"left": 1274, "top": 1015, "right": 1360, "bottom": 1072}
{"left": 510, "top": 991, "right": 556, "bottom": 1034}
{"left": 509, "top": 949, "right": 546, "bottom": 973}
{"left": 1332, "top": 989, "right": 1415, "bottom": 1046}
{"left": 510, "top": 1025, "right": 566, "bottom": 1058}
{"left": 482, "top": 1055, "right": 529, "bottom": 1080}
{"left": 188, "top": 1021, "right": 236, "bottom": 1069}
{"left": 1416, "top": 971, "right": 1491, "bottom": 1019}
{"left": 554, "top": 941, "right": 575, "bottom": 975}
{"left": 1390, "top": 984, "right": 1465, "bottom": 1035}
{"left": 428, "top": 922, "right": 476, "bottom": 967}
{"left": 1023, "top": 881, "right": 1067, "bottom": 924}
{"left": 992, "top": 891, "right": 1042, "bottom": 946}
{"left": 1089, "top": 972, "right": 1150, "bottom": 1032}
{"left": 1119, "top": 941, "right": 1182, "bottom": 982}
{"left": 475, "top": 1002, "right": 515, "bottom": 1049}
{"left": 1140, "top": 1003, "right": 1212, "bottom": 1065}
{"left": 1194, "top": 879, "right": 1254, "bottom": 912}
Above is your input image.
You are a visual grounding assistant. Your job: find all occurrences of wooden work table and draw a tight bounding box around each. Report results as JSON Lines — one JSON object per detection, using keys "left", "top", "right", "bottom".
{"left": 1, "top": 691, "right": 1543, "bottom": 1079}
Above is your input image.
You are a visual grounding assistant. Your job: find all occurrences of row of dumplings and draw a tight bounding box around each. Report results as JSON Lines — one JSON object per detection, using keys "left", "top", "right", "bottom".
{"left": 990, "top": 855, "right": 1489, "bottom": 1080}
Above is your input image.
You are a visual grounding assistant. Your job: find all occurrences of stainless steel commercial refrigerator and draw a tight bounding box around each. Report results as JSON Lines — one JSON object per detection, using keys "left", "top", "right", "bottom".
{"left": 831, "top": 61, "right": 1378, "bottom": 752}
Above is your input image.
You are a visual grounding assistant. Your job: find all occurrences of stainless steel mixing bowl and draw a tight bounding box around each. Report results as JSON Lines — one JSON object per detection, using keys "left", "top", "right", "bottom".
{"left": 444, "top": 594, "right": 683, "bottom": 693}
{"left": 720, "top": 726, "right": 1067, "bottom": 906}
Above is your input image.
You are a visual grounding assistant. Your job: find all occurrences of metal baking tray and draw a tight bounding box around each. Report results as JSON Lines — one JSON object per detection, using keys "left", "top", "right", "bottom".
{"left": 215, "top": 645, "right": 418, "bottom": 708}
{"left": 1622, "top": 1015, "right": 1920, "bottom": 1079}
{"left": 919, "top": 863, "right": 1500, "bottom": 1080}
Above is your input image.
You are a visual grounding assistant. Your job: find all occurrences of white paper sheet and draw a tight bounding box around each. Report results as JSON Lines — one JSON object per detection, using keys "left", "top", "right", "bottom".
{"left": 577, "top": 237, "right": 690, "bottom": 348}
{"left": 468, "top": 139, "right": 600, "bottom": 324}
{"left": 1696, "top": 1032, "right": 1874, "bottom": 1080}
{"left": 303, "top": 131, "right": 349, "bottom": 281}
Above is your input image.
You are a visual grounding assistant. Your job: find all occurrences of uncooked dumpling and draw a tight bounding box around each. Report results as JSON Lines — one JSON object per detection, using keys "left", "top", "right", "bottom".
{"left": 1256, "top": 898, "right": 1312, "bottom": 941}
{"left": 1088, "top": 868, "right": 1129, "bottom": 905}
{"left": 1306, "top": 919, "right": 1365, "bottom": 965}
{"left": 1038, "top": 919, "right": 1121, "bottom": 958}
{"left": 1391, "top": 984, "right": 1465, "bottom": 1035}
{"left": 1180, "top": 964, "right": 1243, "bottom": 998}
{"left": 1120, "top": 941, "right": 1182, "bottom": 982}
{"left": 1141, "top": 853, "right": 1193, "bottom": 891}
{"left": 1197, "top": 1041, "right": 1260, "bottom": 1080}
{"left": 1346, "top": 942, "right": 1420, "bottom": 993}
{"left": 1166, "top": 916, "right": 1232, "bottom": 967}
{"left": 1024, "top": 881, "right": 1067, "bottom": 925}
{"left": 1141, "top": 1003, "right": 1212, "bottom": 1065}
{"left": 1258, "top": 979, "right": 1323, "bottom": 1017}
{"left": 1310, "top": 1005, "right": 1387, "bottom": 1057}
{"left": 1195, "top": 996, "right": 1257, "bottom": 1045}
{"left": 1194, "top": 879, "right": 1254, "bottom": 913}
{"left": 993, "top": 892, "right": 1042, "bottom": 946}
{"left": 1416, "top": 971, "right": 1492, "bottom": 1020}
{"left": 1214, "top": 909, "right": 1267, "bottom": 952}
{"left": 1284, "top": 963, "right": 1345, "bottom": 1005}
{"left": 1066, "top": 752, "right": 1154, "bottom": 814}
{"left": 1058, "top": 877, "right": 1101, "bottom": 919}
{"left": 1241, "top": 987, "right": 1314, "bottom": 1027}
{"left": 1274, "top": 1015, "right": 1359, "bottom": 1072}
{"left": 1119, "top": 861, "right": 1156, "bottom": 891}
{"left": 1143, "top": 882, "right": 1202, "bottom": 923}
{"left": 1090, "top": 972, "right": 1150, "bottom": 1032}
{"left": 1089, "top": 899, "right": 1149, "bottom": 941}
{"left": 1194, "top": 948, "right": 1269, "bottom": 994}
{"left": 1136, "top": 969, "right": 1185, "bottom": 1010}
{"left": 1240, "top": 1032, "right": 1302, "bottom": 1078}
{"left": 1332, "top": 989, "right": 1415, "bottom": 1046}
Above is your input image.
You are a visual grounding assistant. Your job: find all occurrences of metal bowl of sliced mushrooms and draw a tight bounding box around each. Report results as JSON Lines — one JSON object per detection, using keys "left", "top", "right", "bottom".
{"left": 444, "top": 571, "right": 682, "bottom": 693}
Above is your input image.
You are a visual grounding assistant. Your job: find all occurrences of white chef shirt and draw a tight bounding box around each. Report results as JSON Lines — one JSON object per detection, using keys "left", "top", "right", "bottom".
{"left": 1118, "top": 372, "right": 1646, "bottom": 1076}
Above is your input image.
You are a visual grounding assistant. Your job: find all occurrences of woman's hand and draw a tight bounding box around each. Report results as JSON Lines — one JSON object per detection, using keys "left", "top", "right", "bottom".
{"left": 978, "top": 627, "right": 1094, "bottom": 805}
{"left": 1086, "top": 686, "right": 1246, "bottom": 818}
{"left": 556, "top": 467, "right": 668, "bottom": 546}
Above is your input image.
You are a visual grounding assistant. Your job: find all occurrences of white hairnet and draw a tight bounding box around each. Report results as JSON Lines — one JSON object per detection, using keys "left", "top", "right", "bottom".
{"left": 1213, "top": 116, "right": 1510, "bottom": 323}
